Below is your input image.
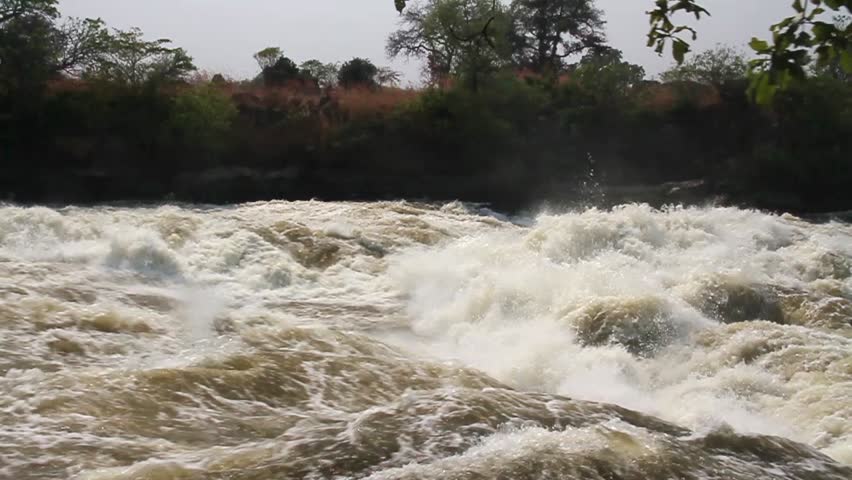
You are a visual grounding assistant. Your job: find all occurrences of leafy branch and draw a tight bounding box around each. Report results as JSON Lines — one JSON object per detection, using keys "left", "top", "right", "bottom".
{"left": 646, "top": 0, "right": 710, "bottom": 64}
{"left": 646, "top": 0, "right": 851, "bottom": 102}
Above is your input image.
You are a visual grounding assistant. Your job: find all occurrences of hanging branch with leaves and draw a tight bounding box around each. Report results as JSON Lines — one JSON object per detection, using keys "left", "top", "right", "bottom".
{"left": 646, "top": 0, "right": 709, "bottom": 64}
{"left": 748, "top": 1, "right": 851, "bottom": 102}
{"left": 645, "top": 0, "right": 851, "bottom": 102}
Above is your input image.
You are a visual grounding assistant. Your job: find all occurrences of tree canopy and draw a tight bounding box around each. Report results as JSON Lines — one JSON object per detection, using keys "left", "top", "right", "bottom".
{"left": 83, "top": 27, "right": 195, "bottom": 86}
{"left": 254, "top": 47, "right": 283, "bottom": 71}
{"left": 338, "top": 57, "right": 380, "bottom": 88}
{"left": 660, "top": 44, "right": 748, "bottom": 86}
{"left": 387, "top": 0, "right": 513, "bottom": 85}
{"left": 261, "top": 55, "right": 301, "bottom": 86}
{"left": 572, "top": 48, "right": 645, "bottom": 103}
{"left": 0, "top": 0, "right": 195, "bottom": 93}
{"left": 300, "top": 59, "right": 340, "bottom": 88}
{"left": 811, "top": 14, "right": 852, "bottom": 82}
{"left": 509, "top": 0, "right": 606, "bottom": 73}
{"left": 396, "top": 0, "right": 852, "bottom": 100}
{"left": 0, "top": 0, "right": 57, "bottom": 25}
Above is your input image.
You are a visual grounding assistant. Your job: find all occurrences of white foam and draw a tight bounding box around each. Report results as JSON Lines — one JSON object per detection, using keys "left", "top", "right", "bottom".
{"left": 386, "top": 204, "right": 852, "bottom": 460}
{"left": 1, "top": 201, "right": 850, "bottom": 474}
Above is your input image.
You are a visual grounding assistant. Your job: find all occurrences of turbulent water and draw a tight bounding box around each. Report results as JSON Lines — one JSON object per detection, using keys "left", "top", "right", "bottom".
{"left": 1, "top": 201, "right": 851, "bottom": 480}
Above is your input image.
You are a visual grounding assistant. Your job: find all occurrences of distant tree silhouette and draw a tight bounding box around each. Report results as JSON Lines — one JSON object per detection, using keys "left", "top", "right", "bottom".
{"left": 261, "top": 56, "right": 301, "bottom": 86}
{"left": 338, "top": 58, "right": 379, "bottom": 88}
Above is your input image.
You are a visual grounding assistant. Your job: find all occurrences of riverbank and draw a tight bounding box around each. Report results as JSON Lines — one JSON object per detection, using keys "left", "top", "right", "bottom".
{"left": 3, "top": 76, "right": 850, "bottom": 213}
{"left": 3, "top": 167, "right": 849, "bottom": 216}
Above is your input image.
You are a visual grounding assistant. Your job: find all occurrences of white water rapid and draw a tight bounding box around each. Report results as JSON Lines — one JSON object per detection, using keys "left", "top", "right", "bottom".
{"left": 0, "top": 201, "right": 849, "bottom": 479}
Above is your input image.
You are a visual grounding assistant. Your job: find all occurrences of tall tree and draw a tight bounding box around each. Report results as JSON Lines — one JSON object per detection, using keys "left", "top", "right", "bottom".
{"left": 261, "top": 55, "right": 302, "bottom": 86}
{"left": 387, "top": 0, "right": 461, "bottom": 83}
{"left": 376, "top": 67, "right": 402, "bottom": 86}
{"left": 509, "top": 0, "right": 606, "bottom": 74}
{"left": 398, "top": 0, "right": 852, "bottom": 99}
{"left": 0, "top": 13, "right": 55, "bottom": 96}
{"left": 387, "top": 0, "right": 512, "bottom": 87}
{"left": 338, "top": 57, "right": 379, "bottom": 88}
{"left": 0, "top": 10, "right": 108, "bottom": 96}
{"left": 570, "top": 48, "right": 645, "bottom": 105}
{"left": 85, "top": 27, "right": 195, "bottom": 86}
{"left": 53, "top": 17, "right": 112, "bottom": 76}
{"left": 300, "top": 59, "right": 339, "bottom": 88}
{"left": 660, "top": 45, "right": 749, "bottom": 87}
{"left": 0, "top": 0, "right": 57, "bottom": 25}
{"left": 253, "top": 47, "right": 283, "bottom": 71}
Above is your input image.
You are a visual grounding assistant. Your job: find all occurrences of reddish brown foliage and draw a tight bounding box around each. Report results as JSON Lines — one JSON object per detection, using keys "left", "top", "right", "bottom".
{"left": 635, "top": 81, "right": 722, "bottom": 112}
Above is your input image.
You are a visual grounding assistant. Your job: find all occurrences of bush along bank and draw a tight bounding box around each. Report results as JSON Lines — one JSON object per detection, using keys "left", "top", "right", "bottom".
{"left": 2, "top": 72, "right": 850, "bottom": 213}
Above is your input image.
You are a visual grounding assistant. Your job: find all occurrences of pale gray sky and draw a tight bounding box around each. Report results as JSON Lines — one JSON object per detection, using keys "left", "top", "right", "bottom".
{"left": 59, "top": 0, "right": 792, "bottom": 83}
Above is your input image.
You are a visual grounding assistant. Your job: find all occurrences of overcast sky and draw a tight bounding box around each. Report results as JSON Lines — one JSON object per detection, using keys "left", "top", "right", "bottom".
{"left": 59, "top": 0, "right": 792, "bottom": 84}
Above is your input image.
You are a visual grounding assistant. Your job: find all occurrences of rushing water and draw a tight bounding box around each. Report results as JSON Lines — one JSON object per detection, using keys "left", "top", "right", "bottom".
{"left": 0, "top": 201, "right": 850, "bottom": 479}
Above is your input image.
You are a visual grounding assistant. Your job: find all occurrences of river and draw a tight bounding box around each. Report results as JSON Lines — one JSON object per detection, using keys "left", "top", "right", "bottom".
{"left": 0, "top": 201, "right": 850, "bottom": 479}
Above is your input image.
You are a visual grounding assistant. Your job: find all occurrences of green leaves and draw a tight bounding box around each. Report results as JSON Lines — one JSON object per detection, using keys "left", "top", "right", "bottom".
{"left": 86, "top": 27, "right": 196, "bottom": 86}
{"left": 573, "top": 48, "right": 646, "bottom": 104}
{"left": 646, "top": 0, "right": 852, "bottom": 104}
{"left": 646, "top": 0, "right": 708, "bottom": 64}
{"left": 841, "top": 49, "right": 852, "bottom": 73}
{"left": 300, "top": 59, "right": 340, "bottom": 88}
{"left": 254, "top": 47, "right": 283, "bottom": 71}
{"left": 661, "top": 44, "right": 749, "bottom": 86}
{"left": 747, "top": 4, "right": 850, "bottom": 102}
{"left": 168, "top": 85, "right": 237, "bottom": 150}
{"left": 748, "top": 70, "right": 780, "bottom": 106}
{"left": 389, "top": 0, "right": 515, "bottom": 87}
{"left": 749, "top": 38, "right": 770, "bottom": 53}
{"left": 0, "top": 0, "right": 59, "bottom": 25}
{"left": 672, "top": 38, "right": 689, "bottom": 64}
{"left": 510, "top": 0, "right": 608, "bottom": 76}
{"left": 338, "top": 57, "right": 380, "bottom": 88}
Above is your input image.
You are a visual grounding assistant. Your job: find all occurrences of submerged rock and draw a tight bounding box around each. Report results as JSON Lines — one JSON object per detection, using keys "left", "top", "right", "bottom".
{"left": 687, "top": 281, "right": 786, "bottom": 324}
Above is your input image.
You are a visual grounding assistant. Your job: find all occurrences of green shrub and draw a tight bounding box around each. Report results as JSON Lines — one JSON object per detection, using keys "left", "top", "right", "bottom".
{"left": 167, "top": 85, "right": 237, "bottom": 151}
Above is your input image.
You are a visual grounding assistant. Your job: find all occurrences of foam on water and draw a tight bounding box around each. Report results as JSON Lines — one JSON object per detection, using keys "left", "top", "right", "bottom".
{"left": 0, "top": 201, "right": 850, "bottom": 478}
{"left": 385, "top": 204, "right": 852, "bottom": 459}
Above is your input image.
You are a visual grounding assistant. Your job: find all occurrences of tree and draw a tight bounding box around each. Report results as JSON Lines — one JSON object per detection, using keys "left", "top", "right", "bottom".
{"left": 660, "top": 44, "right": 748, "bottom": 86}
{"left": 397, "top": 0, "right": 852, "bottom": 100}
{"left": 338, "top": 57, "right": 379, "bottom": 88}
{"left": 0, "top": 0, "right": 57, "bottom": 25}
{"left": 261, "top": 55, "right": 301, "bottom": 86}
{"left": 811, "top": 15, "right": 852, "bottom": 83}
{"left": 0, "top": 13, "right": 56, "bottom": 97}
{"left": 0, "top": 3, "right": 109, "bottom": 96}
{"left": 446, "top": 0, "right": 513, "bottom": 90}
{"left": 167, "top": 85, "right": 237, "bottom": 151}
{"left": 299, "top": 59, "right": 339, "bottom": 88}
{"left": 377, "top": 67, "right": 402, "bottom": 86}
{"left": 85, "top": 27, "right": 195, "bottom": 86}
{"left": 253, "top": 47, "right": 283, "bottom": 71}
{"left": 509, "top": 0, "right": 606, "bottom": 74}
{"left": 571, "top": 48, "right": 645, "bottom": 103}
{"left": 387, "top": 0, "right": 512, "bottom": 88}
{"left": 387, "top": 0, "right": 461, "bottom": 83}
{"left": 53, "top": 17, "right": 111, "bottom": 76}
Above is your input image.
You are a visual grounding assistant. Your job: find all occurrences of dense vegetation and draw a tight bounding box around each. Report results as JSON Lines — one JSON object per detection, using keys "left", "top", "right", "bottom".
{"left": 1, "top": 0, "right": 851, "bottom": 211}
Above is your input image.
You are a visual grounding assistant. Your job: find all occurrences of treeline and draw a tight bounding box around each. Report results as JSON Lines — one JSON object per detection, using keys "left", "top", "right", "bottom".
{"left": 1, "top": 0, "right": 851, "bottom": 212}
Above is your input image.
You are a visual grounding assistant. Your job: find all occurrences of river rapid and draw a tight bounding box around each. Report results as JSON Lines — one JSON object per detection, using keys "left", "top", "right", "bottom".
{"left": 0, "top": 201, "right": 850, "bottom": 479}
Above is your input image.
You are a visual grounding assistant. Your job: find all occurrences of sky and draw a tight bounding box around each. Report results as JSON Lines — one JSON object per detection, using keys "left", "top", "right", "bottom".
{"left": 59, "top": 0, "right": 794, "bottom": 84}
